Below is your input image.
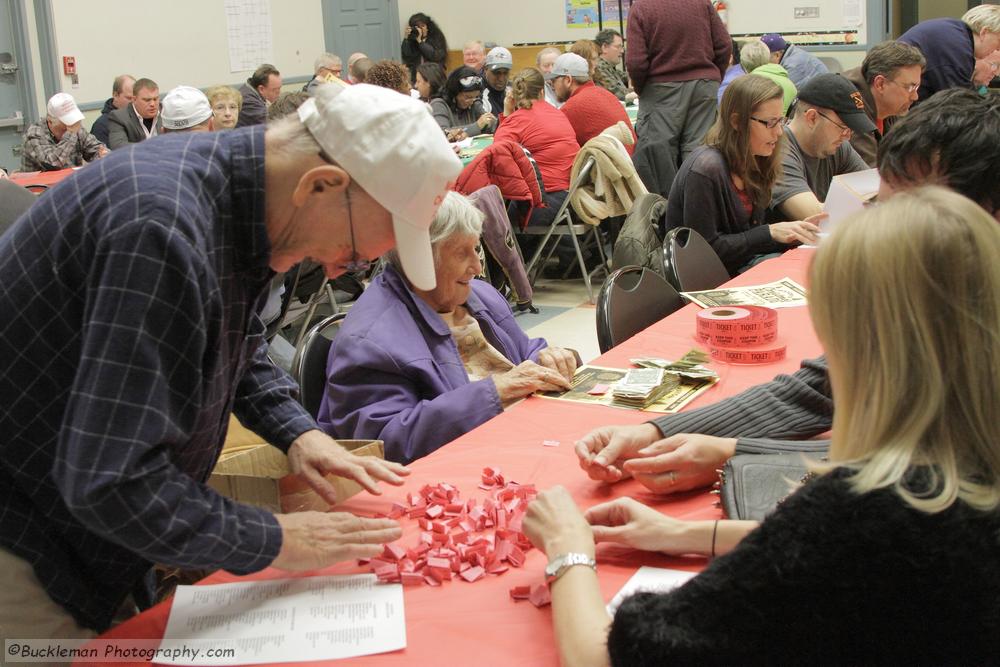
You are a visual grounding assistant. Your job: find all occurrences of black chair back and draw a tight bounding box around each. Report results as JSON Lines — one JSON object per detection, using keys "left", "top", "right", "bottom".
{"left": 596, "top": 266, "right": 683, "bottom": 353}
{"left": 290, "top": 313, "right": 346, "bottom": 418}
{"left": 662, "top": 227, "right": 730, "bottom": 292}
{"left": 0, "top": 180, "right": 39, "bottom": 239}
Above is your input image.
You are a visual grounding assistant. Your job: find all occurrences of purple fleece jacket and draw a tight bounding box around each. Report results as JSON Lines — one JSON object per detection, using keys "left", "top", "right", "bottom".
{"left": 317, "top": 264, "right": 548, "bottom": 464}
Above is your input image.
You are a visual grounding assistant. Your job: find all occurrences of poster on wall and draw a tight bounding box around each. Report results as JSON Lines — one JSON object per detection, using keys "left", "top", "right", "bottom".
{"left": 225, "top": 0, "right": 274, "bottom": 73}
{"left": 566, "top": 1, "right": 630, "bottom": 29}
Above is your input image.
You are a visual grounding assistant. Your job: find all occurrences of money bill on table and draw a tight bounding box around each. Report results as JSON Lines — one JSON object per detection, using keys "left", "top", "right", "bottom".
{"left": 680, "top": 278, "right": 807, "bottom": 309}
{"left": 538, "top": 365, "right": 716, "bottom": 414}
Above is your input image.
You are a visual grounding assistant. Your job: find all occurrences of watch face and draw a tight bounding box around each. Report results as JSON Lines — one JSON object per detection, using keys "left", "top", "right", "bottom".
{"left": 545, "top": 556, "right": 565, "bottom": 578}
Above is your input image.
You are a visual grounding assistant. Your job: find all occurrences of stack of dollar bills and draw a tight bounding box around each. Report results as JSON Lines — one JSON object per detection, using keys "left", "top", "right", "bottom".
{"left": 611, "top": 368, "right": 680, "bottom": 408}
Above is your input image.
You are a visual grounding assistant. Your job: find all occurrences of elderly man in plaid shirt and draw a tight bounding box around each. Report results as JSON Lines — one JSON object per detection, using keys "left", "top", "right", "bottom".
{"left": 21, "top": 92, "right": 108, "bottom": 172}
{"left": 0, "top": 84, "right": 461, "bottom": 642}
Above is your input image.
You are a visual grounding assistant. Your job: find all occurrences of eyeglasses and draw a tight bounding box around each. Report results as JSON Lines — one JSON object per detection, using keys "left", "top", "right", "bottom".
{"left": 885, "top": 78, "right": 920, "bottom": 94}
{"left": 459, "top": 75, "right": 483, "bottom": 88}
{"left": 750, "top": 115, "right": 785, "bottom": 129}
{"left": 815, "top": 110, "right": 852, "bottom": 136}
{"left": 343, "top": 190, "right": 371, "bottom": 273}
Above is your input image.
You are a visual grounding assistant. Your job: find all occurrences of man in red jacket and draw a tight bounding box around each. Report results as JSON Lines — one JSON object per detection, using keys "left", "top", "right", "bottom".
{"left": 550, "top": 53, "right": 638, "bottom": 155}
{"left": 626, "top": 0, "right": 731, "bottom": 197}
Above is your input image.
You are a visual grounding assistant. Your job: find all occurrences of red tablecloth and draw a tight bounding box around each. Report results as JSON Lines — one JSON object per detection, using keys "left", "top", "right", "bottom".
{"left": 95, "top": 249, "right": 820, "bottom": 666}
{"left": 9, "top": 167, "right": 76, "bottom": 190}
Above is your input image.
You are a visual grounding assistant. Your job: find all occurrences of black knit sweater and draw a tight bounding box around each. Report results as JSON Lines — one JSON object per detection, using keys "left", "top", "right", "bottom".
{"left": 608, "top": 467, "right": 1000, "bottom": 666}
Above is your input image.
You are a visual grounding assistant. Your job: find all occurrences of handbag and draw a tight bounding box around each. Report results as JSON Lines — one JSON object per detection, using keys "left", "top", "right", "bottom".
{"left": 716, "top": 453, "right": 824, "bottom": 521}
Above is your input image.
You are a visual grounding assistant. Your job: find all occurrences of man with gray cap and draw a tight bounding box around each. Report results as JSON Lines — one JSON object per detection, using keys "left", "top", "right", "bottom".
{"left": 770, "top": 73, "right": 872, "bottom": 221}
{"left": 159, "top": 86, "right": 215, "bottom": 133}
{"left": 550, "top": 53, "right": 637, "bottom": 154}
{"left": 21, "top": 92, "right": 108, "bottom": 171}
{"left": 0, "top": 84, "right": 460, "bottom": 641}
{"left": 481, "top": 46, "right": 514, "bottom": 116}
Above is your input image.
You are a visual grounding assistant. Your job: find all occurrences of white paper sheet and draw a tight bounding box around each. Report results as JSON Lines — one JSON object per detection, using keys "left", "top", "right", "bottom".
{"left": 607, "top": 566, "right": 697, "bottom": 616}
{"left": 158, "top": 575, "right": 405, "bottom": 665}
{"left": 224, "top": 0, "right": 274, "bottom": 73}
{"left": 822, "top": 168, "right": 880, "bottom": 234}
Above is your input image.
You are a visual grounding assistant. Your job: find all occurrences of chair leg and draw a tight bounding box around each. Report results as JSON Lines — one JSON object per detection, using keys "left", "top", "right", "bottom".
{"left": 567, "top": 225, "right": 595, "bottom": 303}
{"left": 524, "top": 217, "right": 563, "bottom": 282}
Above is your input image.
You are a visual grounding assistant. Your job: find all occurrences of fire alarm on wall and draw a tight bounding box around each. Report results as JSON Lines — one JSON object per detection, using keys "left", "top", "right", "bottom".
{"left": 62, "top": 56, "right": 76, "bottom": 75}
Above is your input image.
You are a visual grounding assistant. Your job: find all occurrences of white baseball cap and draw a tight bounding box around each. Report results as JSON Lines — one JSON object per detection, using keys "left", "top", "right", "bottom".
{"left": 160, "top": 86, "right": 213, "bottom": 130}
{"left": 296, "top": 84, "right": 462, "bottom": 290}
{"left": 545, "top": 53, "right": 590, "bottom": 80}
{"left": 46, "top": 93, "right": 85, "bottom": 126}
{"left": 485, "top": 47, "right": 514, "bottom": 71}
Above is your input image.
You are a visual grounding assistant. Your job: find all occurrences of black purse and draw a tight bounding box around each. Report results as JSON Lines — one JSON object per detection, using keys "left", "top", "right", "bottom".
{"left": 716, "top": 453, "right": 823, "bottom": 521}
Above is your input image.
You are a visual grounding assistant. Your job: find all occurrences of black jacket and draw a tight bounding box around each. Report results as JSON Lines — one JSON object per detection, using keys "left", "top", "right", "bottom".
{"left": 89, "top": 98, "right": 116, "bottom": 146}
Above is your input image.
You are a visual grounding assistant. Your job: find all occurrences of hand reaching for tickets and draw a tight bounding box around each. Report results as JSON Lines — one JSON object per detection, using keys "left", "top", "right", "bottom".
{"left": 272, "top": 512, "right": 402, "bottom": 570}
{"left": 492, "top": 360, "right": 571, "bottom": 404}
{"left": 537, "top": 346, "right": 578, "bottom": 383}
{"left": 286, "top": 429, "right": 410, "bottom": 505}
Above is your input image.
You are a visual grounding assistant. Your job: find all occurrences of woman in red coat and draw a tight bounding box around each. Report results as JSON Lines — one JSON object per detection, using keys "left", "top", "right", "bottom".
{"left": 495, "top": 67, "right": 581, "bottom": 227}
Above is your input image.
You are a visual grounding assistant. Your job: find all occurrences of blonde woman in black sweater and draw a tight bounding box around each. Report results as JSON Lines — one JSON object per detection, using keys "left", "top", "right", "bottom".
{"left": 523, "top": 186, "right": 1000, "bottom": 666}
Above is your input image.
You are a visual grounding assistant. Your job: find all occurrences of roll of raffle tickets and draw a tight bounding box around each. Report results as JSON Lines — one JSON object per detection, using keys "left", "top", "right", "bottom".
{"left": 696, "top": 306, "right": 786, "bottom": 364}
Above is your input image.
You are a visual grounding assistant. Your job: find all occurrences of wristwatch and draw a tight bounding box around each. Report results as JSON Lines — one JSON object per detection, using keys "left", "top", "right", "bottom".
{"left": 544, "top": 552, "right": 597, "bottom": 586}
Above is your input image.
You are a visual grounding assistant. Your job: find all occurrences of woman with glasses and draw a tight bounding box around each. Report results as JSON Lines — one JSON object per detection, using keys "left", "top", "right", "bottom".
{"left": 522, "top": 186, "right": 1000, "bottom": 665}
{"left": 664, "top": 75, "right": 819, "bottom": 276}
{"left": 430, "top": 66, "right": 497, "bottom": 138}
{"left": 317, "top": 192, "right": 577, "bottom": 464}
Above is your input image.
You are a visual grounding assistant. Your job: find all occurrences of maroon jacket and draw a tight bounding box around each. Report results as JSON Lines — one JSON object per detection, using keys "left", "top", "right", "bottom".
{"left": 626, "top": 0, "right": 731, "bottom": 94}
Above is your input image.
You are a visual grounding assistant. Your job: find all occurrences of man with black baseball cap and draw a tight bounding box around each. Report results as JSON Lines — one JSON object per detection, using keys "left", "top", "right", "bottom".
{"left": 769, "top": 73, "right": 873, "bottom": 221}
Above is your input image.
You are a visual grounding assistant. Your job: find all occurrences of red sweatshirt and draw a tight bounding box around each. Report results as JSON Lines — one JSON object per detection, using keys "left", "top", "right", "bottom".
{"left": 625, "top": 0, "right": 731, "bottom": 94}
{"left": 560, "top": 81, "right": 637, "bottom": 155}
{"left": 494, "top": 100, "right": 580, "bottom": 192}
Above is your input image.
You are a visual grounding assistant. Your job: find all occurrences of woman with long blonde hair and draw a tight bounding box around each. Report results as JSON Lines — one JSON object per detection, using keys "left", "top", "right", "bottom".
{"left": 494, "top": 67, "right": 580, "bottom": 227}
{"left": 664, "top": 74, "right": 821, "bottom": 275}
{"left": 522, "top": 186, "right": 1000, "bottom": 665}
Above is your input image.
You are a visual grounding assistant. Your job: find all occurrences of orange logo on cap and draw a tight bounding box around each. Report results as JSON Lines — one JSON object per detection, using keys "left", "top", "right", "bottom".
{"left": 850, "top": 91, "right": 865, "bottom": 110}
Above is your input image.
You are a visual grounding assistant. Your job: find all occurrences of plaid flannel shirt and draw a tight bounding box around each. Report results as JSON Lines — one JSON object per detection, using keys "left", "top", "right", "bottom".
{"left": 20, "top": 117, "right": 106, "bottom": 172}
{"left": 0, "top": 127, "right": 316, "bottom": 631}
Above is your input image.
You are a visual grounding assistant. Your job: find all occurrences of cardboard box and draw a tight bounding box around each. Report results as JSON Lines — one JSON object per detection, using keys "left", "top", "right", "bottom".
{"left": 208, "top": 439, "right": 385, "bottom": 513}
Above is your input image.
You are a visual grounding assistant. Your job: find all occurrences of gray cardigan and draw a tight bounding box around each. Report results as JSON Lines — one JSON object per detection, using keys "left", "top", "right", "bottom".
{"left": 429, "top": 97, "right": 494, "bottom": 136}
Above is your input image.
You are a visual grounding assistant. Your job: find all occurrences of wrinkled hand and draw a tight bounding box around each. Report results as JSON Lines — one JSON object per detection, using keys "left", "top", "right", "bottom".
{"left": 523, "top": 486, "right": 595, "bottom": 558}
{"left": 537, "top": 346, "right": 578, "bottom": 383}
{"left": 287, "top": 429, "right": 410, "bottom": 505}
{"left": 272, "top": 511, "right": 402, "bottom": 570}
{"left": 493, "top": 360, "right": 571, "bottom": 403}
{"left": 574, "top": 423, "right": 661, "bottom": 483}
{"left": 623, "top": 434, "right": 736, "bottom": 493}
{"left": 585, "top": 497, "right": 702, "bottom": 555}
{"left": 769, "top": 214, "right": 823, "bottom": 245}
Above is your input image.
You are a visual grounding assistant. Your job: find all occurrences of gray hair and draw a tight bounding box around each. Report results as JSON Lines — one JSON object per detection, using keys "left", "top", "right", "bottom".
{"left": 536, "top": 46, "right": 561, "bottom": 66}
{"left": 314, "top": 52, "right": 342, "bottom": 74}
{"left": 385, "top": 191, "right": 484, "bottom": 271}
{"left": 963, "top": 4, "right": 1000, "bottom": 34}
{"left": 740, "top": 40, "right": 771, "bottom": 72}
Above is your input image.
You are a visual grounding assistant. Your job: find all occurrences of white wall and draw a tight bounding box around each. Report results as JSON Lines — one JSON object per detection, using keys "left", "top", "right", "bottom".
{"left": 48, "top": 0, "right": 325, "bottom": 108}
{"left": 398, "top": 0, "right": 869, "bottom": 47}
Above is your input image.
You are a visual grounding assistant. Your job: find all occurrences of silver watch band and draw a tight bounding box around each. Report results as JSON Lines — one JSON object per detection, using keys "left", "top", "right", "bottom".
{"left": 545, "top": 552, "right": 597, "bottom": 585}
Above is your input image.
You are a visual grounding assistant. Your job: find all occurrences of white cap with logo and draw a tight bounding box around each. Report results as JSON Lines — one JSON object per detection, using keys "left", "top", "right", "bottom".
{"left": 160, "top": 86, "right": 213, "bottom": 130}
{"left": 545, "top": 53, "right": 590, "bottom": 80}
{"left": 46, "top": 93, "right": 85, "bottom": 126}
{"left": 296, "top": 83, "right": 462, "bottom": 290}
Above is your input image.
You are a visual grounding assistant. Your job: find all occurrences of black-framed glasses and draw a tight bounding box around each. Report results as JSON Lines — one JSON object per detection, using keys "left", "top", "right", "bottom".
{"left": 750, "top": 115, "right": 785, "bottom": 129}
{"left": 343, "top": 190, "right": 371, "bottom": 273}
{"left": 815, "top": 110, "right": 852, "bottom": 136}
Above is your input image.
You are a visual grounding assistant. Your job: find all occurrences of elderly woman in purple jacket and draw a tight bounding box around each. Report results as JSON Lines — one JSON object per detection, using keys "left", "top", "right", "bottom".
{"left": 317, "top": 192, "right": 578, "bottom": 464}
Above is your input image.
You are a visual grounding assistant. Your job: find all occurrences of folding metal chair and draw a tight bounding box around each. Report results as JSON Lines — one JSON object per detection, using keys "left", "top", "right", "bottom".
{"left": 521, "top": 156, "right": 609, "bottom": 303}
{"left": 596, "top": 265, "right": 684, "bottom": 353}
{"left": 289, "top": 312, "right": 346, "bottom": 418}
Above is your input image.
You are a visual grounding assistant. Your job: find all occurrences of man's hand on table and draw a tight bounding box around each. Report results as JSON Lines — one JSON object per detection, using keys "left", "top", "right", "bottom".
{"left": 537, "top": 345, "right": 578, "bottom": 383}
{"left": 576, "top": 425, "right": 736, "bottom": 494}
{"left": 272, "top": 512, "right": 402, "bottom": 570}
{"left": 287, "top": 429, "right": 410, "bottom": 505}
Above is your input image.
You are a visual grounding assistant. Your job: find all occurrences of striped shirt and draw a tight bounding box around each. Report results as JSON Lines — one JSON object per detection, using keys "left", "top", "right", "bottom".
{"left": 0, "top": 126, "right": 315, "bottom": 631}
